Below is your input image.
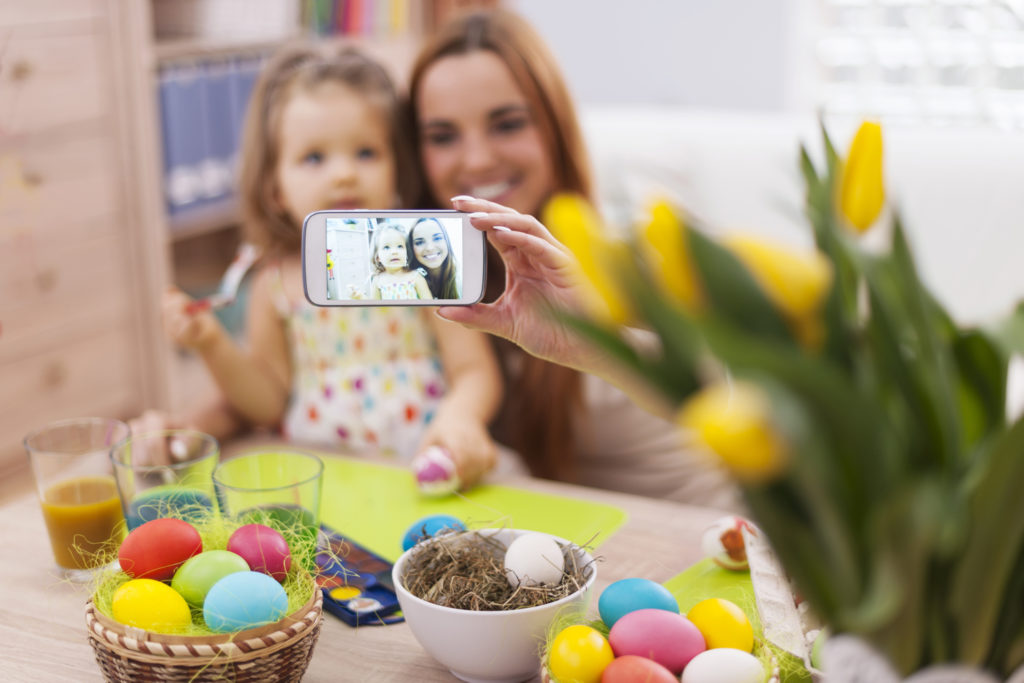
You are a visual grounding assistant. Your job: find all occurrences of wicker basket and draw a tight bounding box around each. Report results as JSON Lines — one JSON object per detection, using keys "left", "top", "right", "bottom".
{"left": 85, "top": 587, "right": 323, "bottom": 682}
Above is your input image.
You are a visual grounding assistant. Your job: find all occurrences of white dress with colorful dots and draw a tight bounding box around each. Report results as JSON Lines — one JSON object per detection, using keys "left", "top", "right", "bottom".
{"left": 272, "top": 270, "right": 446, "bottom": 459}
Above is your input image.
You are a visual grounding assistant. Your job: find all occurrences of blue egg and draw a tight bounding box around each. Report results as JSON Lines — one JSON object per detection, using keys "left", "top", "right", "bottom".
{"left": 598, "top": 577, "right": 680, "bottom": 628}
{"left": 401, "top": 514, "right": 466, "bottom": 551}
{"left": 203, "top": 571, "right": 289, "bottom": 633}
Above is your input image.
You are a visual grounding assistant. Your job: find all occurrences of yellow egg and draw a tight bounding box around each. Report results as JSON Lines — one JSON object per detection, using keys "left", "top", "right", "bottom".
{"left": 686, "top": 598, "right": 754, "bottom": 652}
{"left": 548, "top": 624, "right": 614, "bottom": 683}
{"left": 111, "top": 578, "right": 192, "bottom": 633}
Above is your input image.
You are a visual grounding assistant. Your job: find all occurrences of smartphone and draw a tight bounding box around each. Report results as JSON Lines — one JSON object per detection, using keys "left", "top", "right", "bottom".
{"left": 302, "top": 210, "right": 486, "bottom": 306}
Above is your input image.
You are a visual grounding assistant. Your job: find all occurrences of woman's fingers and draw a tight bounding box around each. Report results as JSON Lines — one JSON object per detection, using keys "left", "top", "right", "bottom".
{"left": 450, "top": 196, "right": 519, "bottom": 215}
{"left": 437, "top": 303, "right": 510, "bottom": 340}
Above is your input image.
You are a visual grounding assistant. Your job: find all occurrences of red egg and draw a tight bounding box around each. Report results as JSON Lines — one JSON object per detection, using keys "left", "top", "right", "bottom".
{"left": 608, "top": 609, "right": 706, "bottom": 674}
{"left": 602, "top": 655, "right": 678, "bottom": 683}
{"left": 118, "top": 518, "right": 203, "bottom": 581}
{"left": 227, "top": 524, "right": 292, "bottom": 582}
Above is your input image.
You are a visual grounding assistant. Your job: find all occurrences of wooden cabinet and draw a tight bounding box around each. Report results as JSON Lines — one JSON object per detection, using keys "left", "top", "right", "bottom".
{"left": 0, "top": 1, "right": 158, "bottom": 472}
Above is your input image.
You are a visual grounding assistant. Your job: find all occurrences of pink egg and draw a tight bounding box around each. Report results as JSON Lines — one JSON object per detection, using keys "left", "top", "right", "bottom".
{"left": 601, "top": 655, "right": 678, "bottom": 683}
{"left": 608, "top": 608, "right": 706, "bottom": 674}
{"left": 226, "top": 524, "right": 292, "bottom": 582}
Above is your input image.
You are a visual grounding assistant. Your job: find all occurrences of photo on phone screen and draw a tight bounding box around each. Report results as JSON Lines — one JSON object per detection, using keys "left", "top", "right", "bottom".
{"left": 327, "top": 215, "right": 463, "bottom": 301}
{"left": 303, "top": 210, "right": 485, "bottom": 307}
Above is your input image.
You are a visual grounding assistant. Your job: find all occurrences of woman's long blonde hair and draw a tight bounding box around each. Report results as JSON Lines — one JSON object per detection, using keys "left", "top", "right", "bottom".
{"left": 408, "top": 9, "right": 595, "bottom": 481}
{"left": 237, "top": 44, "right": 419, "bottom": 255}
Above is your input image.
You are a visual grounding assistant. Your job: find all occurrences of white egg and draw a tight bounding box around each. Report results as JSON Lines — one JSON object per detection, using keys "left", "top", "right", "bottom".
{"left": 681, "top": 648, "right": 764, "bottom": 683}
{"left": 503, "top": 533, "right": 565, "bottom": 588}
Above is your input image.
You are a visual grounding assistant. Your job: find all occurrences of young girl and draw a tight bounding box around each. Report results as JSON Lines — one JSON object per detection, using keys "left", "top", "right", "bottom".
{"left": 409, "top": 217, "right": 460, "bottom": 299}
{"left": 161, "top": 44, "right": 502, "bottom": 485}
{"left": 353, "top": 224, "right": 432, "bottom": 300}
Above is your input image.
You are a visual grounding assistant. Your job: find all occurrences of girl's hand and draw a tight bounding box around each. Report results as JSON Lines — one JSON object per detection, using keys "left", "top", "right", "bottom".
{"left": 439, "top": 196, "right": 596, "bottom": 371}
{"left": 163, "top": 287, "right": 223, "bottom": 350}
{"left": 415, "top": 412, "right": 497, "bottom": 490}
{"left": 347, "top": 284, "right": 366, "bottom": 300}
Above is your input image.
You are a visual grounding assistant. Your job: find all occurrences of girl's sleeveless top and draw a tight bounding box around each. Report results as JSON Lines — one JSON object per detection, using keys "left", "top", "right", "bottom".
{"left": 374, "top": 276, "right": 420, "bottom": 300}
{"left": 271, "top": 268, "right": 446, "bottom": 459}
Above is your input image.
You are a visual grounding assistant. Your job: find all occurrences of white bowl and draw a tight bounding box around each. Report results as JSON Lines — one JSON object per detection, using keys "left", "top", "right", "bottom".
{"left": 392, "top": 528, "right": 597, "bottom": 683}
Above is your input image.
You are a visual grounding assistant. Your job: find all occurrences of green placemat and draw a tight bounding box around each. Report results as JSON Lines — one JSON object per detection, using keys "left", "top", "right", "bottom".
{"left": 320, "top": 458, "right": 629, "bottom": 561}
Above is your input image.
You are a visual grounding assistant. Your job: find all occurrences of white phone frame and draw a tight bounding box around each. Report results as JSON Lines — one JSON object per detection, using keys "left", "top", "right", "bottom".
{"left": 302, "top": 209, "right": 486, "bottom": 306}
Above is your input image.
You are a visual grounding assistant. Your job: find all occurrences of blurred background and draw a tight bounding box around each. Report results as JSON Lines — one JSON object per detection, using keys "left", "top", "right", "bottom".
{"left": 3, "top": 0, "right": 1023, "bottom": 474}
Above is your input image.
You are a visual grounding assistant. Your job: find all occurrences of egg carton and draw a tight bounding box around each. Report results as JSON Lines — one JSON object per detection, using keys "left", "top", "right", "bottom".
{"left": 744, "top": 525, "right": 825, "bottom": 682}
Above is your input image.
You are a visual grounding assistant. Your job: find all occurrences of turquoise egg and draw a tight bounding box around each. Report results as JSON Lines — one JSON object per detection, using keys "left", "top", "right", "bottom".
{"left": 401, "top": 514, "right": 466, "bottom": 551}
{"left": 172, "top": 550, "right": 250, "bottom": 607}
{"left": 598, "top": 577, "right": 680, "bottom": 628}
{"left": 203, "top": 571, "right": 288, "bottom": 633}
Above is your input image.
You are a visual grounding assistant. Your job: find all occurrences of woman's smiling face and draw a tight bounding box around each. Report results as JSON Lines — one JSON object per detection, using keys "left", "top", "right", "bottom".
{"left": 416, "top": 51, "right": 556, "bottom": 215}
{"left": 411, "top": 219, "right": 450, "bottom": 271}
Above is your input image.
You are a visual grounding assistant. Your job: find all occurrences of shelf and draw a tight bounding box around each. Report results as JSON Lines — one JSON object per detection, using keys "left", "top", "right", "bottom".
{"left": 167, "top": 196, "right": 240, "bottom": 242}
{"left": 153, "top": 34, "right": 300, "bottom": 65}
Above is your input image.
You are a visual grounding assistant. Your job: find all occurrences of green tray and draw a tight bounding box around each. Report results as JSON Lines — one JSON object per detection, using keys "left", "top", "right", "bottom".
{"left": 320, "top": 458, "right": 628, "bottom": 561}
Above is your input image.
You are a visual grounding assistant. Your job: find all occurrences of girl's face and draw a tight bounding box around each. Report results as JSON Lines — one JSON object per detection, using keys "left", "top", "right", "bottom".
{"left": 274, "top": 82, "right": 396, "bottom": 224}
{"left": 416, "top": 51, "right": 556, "bottom": 215}
{"left": 376, "top": 229, "right": 409, "bottom": 273}
{"left": 411, "top": 220, "right": 449, "bottom": 272}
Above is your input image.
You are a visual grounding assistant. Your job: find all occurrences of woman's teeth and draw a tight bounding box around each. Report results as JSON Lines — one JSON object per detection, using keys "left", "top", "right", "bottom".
{"left": 470, "top": 180, "right": 512, "bottom": 200}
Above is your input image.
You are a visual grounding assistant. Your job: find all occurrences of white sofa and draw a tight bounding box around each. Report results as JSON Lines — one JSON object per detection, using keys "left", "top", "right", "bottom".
{"left": 581, "top": 106, "right": 1024, "bottom": 326}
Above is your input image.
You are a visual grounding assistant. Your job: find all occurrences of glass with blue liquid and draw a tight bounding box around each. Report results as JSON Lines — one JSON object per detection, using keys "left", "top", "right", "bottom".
{"left": 110, "top": 430, "right": 219, "bottom": 530}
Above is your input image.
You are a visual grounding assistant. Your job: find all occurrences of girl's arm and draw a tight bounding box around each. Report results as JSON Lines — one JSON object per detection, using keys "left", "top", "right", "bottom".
{"left": 412, "top": 271, "right": 433, "bottom": 300}
{"left": 420, "top": 315, "right": 503, "bottom": 488}
{"left": 192, "top": 267, "right": 293, "bottom": 427}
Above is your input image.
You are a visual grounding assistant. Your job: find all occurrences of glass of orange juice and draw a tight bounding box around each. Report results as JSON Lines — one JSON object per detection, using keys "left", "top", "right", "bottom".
{"left": 24, "top": 417, "right": 130, "bottom": 581}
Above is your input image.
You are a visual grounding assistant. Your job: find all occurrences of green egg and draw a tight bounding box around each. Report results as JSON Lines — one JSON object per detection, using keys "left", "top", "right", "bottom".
{"left": 171, "top": 550, "right": 250, "bottom": 607}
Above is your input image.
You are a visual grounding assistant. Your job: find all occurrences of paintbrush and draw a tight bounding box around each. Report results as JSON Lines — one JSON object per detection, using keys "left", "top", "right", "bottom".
{"left": 185, "top": 243, "right": 261, "bottom": 313}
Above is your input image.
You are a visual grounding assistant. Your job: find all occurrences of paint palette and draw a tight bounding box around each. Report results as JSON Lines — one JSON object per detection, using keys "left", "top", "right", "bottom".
{"left": 316, "top": 524, "right": 403, "bottom": 627}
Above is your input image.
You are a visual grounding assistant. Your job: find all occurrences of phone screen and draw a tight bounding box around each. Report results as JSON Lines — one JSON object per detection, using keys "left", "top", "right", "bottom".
{"left": 326, "top": 215, "right": 465, "bottom": 302}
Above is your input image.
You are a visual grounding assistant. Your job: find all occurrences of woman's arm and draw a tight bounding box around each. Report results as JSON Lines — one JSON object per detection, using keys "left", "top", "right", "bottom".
{"left": 439, "top": 196, "right": 674, "bottom": 419}
{"left": 420, "top": 314, "right": 503, "bottom": 487}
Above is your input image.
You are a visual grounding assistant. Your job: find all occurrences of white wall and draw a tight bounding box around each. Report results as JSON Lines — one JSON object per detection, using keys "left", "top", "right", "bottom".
{"left": 509, "top": 0, "right": 814, "bottom": 111}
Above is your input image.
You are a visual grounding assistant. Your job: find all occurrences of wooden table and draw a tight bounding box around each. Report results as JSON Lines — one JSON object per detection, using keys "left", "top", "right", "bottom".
{"left": 0, "top": 458, "right": 726, "bottom": 682}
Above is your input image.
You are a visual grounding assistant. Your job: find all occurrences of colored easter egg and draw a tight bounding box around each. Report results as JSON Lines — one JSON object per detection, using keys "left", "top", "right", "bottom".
{"left": 412, "top": 446, "right": 460, "bottom": 496}
{"left": 401, "top": 514, "right": 466, "bottom": 551}
{"left": 686, "top": 598, "right": 754, "bottom": 652}
{"left": 608, "top": 608, "right": 706, "bottom": 673}
{"left": 203, "top": 571, "right": 289, "bottom": 633}
{"left": 548, "top": 624, "right": 614, "bottom": 683}
{"left": 118, "top": 518, "right": 203, "bottom": 581}
{"left": 504, "top": 533, "right": 565, "bottom": 588}
{"left": 601, "top": 655, "right": 678, "bottom": 683}
{"left": 227, "top": 524, "right": 292, "bottom": 582}
{"left": 598, "top": 577, "right": 680, "bottom": 628}
{"left": 171, "top": 550, "right": 250, "bottom": 607}
{"left": 111, "top": 578, "right": 192, "bottom": 632}
{"left": 681, "top": 648, "right": 764, "bottom": 683}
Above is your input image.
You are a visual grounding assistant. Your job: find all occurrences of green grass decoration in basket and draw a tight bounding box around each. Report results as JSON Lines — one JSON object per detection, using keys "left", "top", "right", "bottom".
{"left": 85, "top": 509, "right": 325, "bottom": 683}
{"left": 541, "top": 120, "right": 1024, "bottom": 677}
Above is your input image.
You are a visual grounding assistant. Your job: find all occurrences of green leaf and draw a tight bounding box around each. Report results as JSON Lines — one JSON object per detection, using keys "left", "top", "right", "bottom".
{"left": 685, "top": 228, "right": 794, "bottom": 344}
{"left": 988, "top": 300, "right": 1024, "bottom": 357}
{"left": 951, "top": 330, "right": 1007, "bottom": 447}
{"left": 951, "top": 416, "right": 1024, "bottom": 664}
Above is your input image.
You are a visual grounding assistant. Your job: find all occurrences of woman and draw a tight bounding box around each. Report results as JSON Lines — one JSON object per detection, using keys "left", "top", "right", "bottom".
{"left": 408, "top": 9, "right": 738, "bottom": 508}
{"left": 409, "top": 217, "right": 460, "bottom": 299}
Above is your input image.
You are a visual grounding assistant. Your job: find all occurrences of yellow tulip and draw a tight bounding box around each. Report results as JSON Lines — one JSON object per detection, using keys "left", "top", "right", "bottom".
{"left": 543, "top": 193, "right": 631, "bottom": 324}
{"left": 677, "top": 380, "right": 789, "bottom": 484}
{"left": 838, "top": 121, "right": 885, "bottom": 233}
{"left": 723, "top": 235, "right": 833, "bottom": 320}
{"left": 639, "top": 199, "right": 702, "bottom": 311}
